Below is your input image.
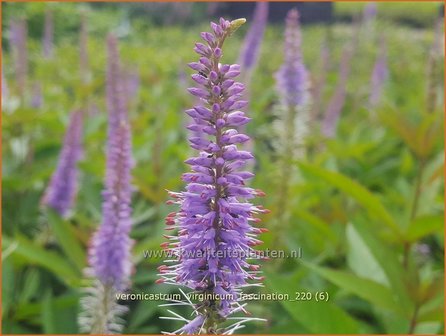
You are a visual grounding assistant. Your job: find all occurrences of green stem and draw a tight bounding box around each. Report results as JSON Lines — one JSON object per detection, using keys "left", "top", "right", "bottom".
{"left": 403, "top": 159, "right": 426, "bottom": 269}
{"left": 408, "top": 304, "right": 420, "bottom": 334}
{"left": 273, "top": 105, "right": 297, "bottom": 251}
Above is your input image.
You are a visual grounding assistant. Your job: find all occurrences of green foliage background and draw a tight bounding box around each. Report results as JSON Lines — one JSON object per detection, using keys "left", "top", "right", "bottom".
{"left": 2, "top": 2, "right": 444, "bottom": 334}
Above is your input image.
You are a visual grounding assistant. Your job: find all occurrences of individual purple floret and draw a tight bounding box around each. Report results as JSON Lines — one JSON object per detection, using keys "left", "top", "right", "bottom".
{"left": 88, "top": 34, "right": 133, "bottom": 292}
{"left": 369, "top": 38, "right": 388, "bottom": 108}
{"left": 238, "top": 2, "right": 269, "bottom": 73}
{"left": 275, "top": 9, "right": 309, "bottom": 108}
{"left": 157, "top": 18, "right": 268, "bottom": 335}
{"left": 41, "top": 110, "right": 83, "bottom": 217}
{"left": 42, "top": 10, "right": 54, "bottom": 59}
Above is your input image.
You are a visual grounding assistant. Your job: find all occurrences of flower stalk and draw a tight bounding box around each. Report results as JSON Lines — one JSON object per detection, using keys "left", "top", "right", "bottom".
{"left": 273, "top": 9, "right": 309, "bottom": 249}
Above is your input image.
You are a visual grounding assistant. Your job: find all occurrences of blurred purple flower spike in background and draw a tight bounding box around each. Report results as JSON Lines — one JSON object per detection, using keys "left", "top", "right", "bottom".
{"left": 41, "top": 110, "right": 84, "bottom": 217}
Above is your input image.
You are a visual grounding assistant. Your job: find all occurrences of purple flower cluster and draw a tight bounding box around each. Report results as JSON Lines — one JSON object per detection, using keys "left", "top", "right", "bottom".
{"left": 275, "top": 9, "right": 308, "bottom": 108}
{"left": 238, "top": 2, "right": 269, "bottom": 72}
{"left": 42, "top": 110, "right": 83, "bottom": 217}
{"left": 88, "top": 35, "right": 133, "bottom": 291}
{"left": 157, "top": 18, "right": 268, "bottom": 334}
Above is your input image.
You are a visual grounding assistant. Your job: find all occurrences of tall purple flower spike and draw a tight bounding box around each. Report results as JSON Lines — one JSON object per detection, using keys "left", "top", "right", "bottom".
{"left": 321, "top": 43, "right": 355, "bottom": 138}
{"left": 89, "top": 34, "right": 133, "bottom": 292}
{"left": 369, "top": 38, "right": 388, "bottom": 108}
{"left": 41, "top": 110, "right": 83, "bottom": 217}
{"left": 157, "top": 18, "right": 268, "bottom": 335}
{"left": 42, "top": 10, "right": 54, "bottom": 59}
{"left": 238, "top": 2, "right": 268, "bottom": 72}
{"left": 312, "top": 39, "right": 330, "bottom": 120}
{"left": 80, "top": 35, "right": 133, "bottom": 335}
{"left": 275, "top": 9, "right": 308, "bottom": 108}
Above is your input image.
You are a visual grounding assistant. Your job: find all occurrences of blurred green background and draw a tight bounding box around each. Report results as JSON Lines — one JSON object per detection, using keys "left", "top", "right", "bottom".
{"left": 2, "top": 1, "right": 444, "bottom": 334}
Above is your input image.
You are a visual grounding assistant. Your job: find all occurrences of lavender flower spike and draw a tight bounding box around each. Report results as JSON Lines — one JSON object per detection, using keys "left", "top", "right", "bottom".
{"left": 238, "top": 2, "right": 268, "bottom": 72}
{"left": 321, "top": 42, "right": 355, "bottom": 138}
{"left": 158, "top": 18, "right": 268, "bottom": 335}
{"left": 41, "top": 110, "right": 83, "bottom": 217}
{"left": 80, "top": 35, "right": 133, "bottom": 334}
{"left": 275, "top": 9, "right": 309, "bottom": 108}
{"left": 272, "top": 9, "right": 309, "bottom": 249}
{"left": 369, "top": 37, "right": 388, "bottom": 108}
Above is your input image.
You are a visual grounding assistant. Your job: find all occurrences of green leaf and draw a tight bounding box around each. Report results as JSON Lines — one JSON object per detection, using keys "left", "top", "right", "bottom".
{"left": 351, "top": 219, "right": 413, "bottom": 315}
{"left": 18, "top": 268, "right": 40, "bottom": 304}
{"left": 294, "top": 209, "right": 338, "bottom": 243}
{"left": 406, "top": 215, "right": 444, "bottom": 242}
{"left": 298, "top": 162, "right": 403, "bottom": 237}
{"left": 3, "top": 235, "right": 80, "bottom": 287}
{"left": 301, "top": 261, "right": 405, "bottom": 315}
{"left": 42, "top": 290, "right": 57, "bottom": 334}
{"left": 2, "top": 259, "right": 14, "bottom": 319}
{"left": 347, "top": 224, "right": 388, "bottom": 286}
{"left": 15, "top": 293, "right": 79, "bottom": 320}
{"left": 126, "top": 299, "right": 158, "bottom": 332}
{"left": 266, "top": 271, "right": 359, "bottom": 333}
{"left": 46, "top": 209, "right": 87, "bottom": 271}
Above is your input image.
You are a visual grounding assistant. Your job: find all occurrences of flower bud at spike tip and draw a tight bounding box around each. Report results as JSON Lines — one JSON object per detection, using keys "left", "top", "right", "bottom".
{"left": 229, "top": 18, "right": 247, "bottom": 35}
{"left": 157, "top": 17, "right": 267, "bottom": 335}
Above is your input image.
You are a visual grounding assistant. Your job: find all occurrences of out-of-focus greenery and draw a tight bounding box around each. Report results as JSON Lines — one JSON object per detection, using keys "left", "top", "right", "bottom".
{"left": 2, "top": 2, "right": 444, "bottom": 335}
{"left": 334, "top": 2, "right": 442, "bottom": 27}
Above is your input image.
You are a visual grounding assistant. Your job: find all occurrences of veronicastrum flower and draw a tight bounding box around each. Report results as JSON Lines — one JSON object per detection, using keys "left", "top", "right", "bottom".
{"left": 157, "top": 17, "right": 268, "bottom": 335}
{"left": 80, "top": 35, "right": 133, "bottom": 335}
{"left": 41, "top": 109, "right": 83, "bottom": 217}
